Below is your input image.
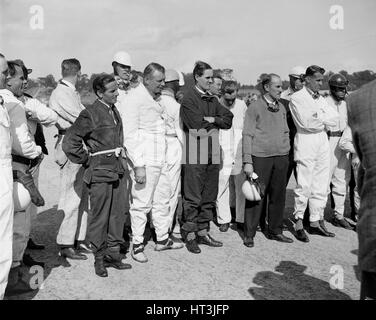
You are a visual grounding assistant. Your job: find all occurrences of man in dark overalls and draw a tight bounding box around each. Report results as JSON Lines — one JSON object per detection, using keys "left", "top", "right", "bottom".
{"left": 63, "top": 74, "right": 131, "bottom": 277}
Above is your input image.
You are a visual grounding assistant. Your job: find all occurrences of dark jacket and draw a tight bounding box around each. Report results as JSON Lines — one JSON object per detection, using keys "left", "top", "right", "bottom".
{"left": 347, "top": 79, "right": 376, "bottom": 273}
{"left": 62, "top": 99, "right": 124, "bottom": 183}
{"left": 180, "top": 86, "right": 233, "bottom": 164}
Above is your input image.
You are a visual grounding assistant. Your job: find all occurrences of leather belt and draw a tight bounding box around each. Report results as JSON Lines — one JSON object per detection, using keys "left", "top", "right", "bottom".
{"left": 327, "top": 130, "right": 343, "bottom": 137}
{"left": 58, "top": 129, "right": 67, "bottom": 135}
{"left": 12, "top": 154, "right": 31, "bottom": 166}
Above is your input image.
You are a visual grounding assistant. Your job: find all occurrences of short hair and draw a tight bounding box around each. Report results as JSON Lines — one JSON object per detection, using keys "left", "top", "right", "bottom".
{"left": 143, "top": 63, "right": 165, "bottom": 80}
{"left": 213, "top": 70, "right": 223, "bottom": 80}
{"left": 7, "top": 61, "right": 20, "bottom": 78}
{"left": 61, "top": 58, "right": 81, "bottom": 77}
{"left": 221, "top": 80, "right": 238, "bottom": 92}
{"left": 193, "top": 61, "right": 212, "bottom": 81}
{"left": 92, "top": 73, "right": 116, "bottom": 96}
{"left": 305, "top": 65, "right": 325, "bottom": 77}
{"left": 261, "top": 73, "right": 280, "bottom": 91}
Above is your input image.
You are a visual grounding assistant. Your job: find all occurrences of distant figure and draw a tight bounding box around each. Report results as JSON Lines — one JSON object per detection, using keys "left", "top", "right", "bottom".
{"left": 347, "top": 79, "right": 376, "bottom": 300}
{"left": 208, "top": 70, "right": 223, "bottom": 98}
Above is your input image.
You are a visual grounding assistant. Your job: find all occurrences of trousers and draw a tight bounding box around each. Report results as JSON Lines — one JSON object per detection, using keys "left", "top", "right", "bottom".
{"left": 129, "top": 163, "right": 171, "bottom": 245}
{"left": 293, "top": 132, "right": 330, "bottom": 222}
{"left": 182, "top": 162, "right": 220, "bottom": 233}
{"left": 87, "top": 175, "right": 127, "bottom": 255}
{"left": 0, "top": 164, "right": 13, "bottom": 299}
{"left": 56, "top": 159, "right": 87, "bottom": 247}
{"left": 328, "top": 136, "right": 351, "bottom": 218}
{"left": 244, "top": 155, "right": 289, "bottom": 238}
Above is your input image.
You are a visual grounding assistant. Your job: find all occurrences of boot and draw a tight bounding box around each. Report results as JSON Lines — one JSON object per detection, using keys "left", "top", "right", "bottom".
{"left": 94, "top": 256, "right": 108, "bottom": 277}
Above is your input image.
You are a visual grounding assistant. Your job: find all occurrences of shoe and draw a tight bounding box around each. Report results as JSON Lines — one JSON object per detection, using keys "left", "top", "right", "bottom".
{"left": 104, "top": 256, "right": 132, "bottom": 270}
{"left": 59, "top": 247, "right": 88, "bottom": 260}
{"left": 186, "top": 239, "right": 201, "bottom": 254}
{"left": 22, "top": 254, "right": 45, "bottom": 268}
{"left": 76, "top": 241, "right": 93, "bottom": 254}
{"left": 332, "top": 217, "right": 353, "bottom": 230}
{"left": 308, "top": 224, "right": 335, "bottom": 237}
{"left": 131, "top": 245, "right": 148, "bottom": 263}
{"left": 243, "top": 237, "right": 254, "bottom": 248}
{"left": 295, "top": 229, "right": 309, "bottom": 242}
{"left": 4, "top": 267, "right": 35, "bottom": 296}
{"left": 197, "top": 234, "right": 223, "bottom": 247}
{"left": 27, "top": 238, "right": 45, "bottom": 250}
{"left": 319, "top": 220, "right": 336, "bottom": 237}
{"left": 219, "top": 223, "right": 230, "bottom": 232}
{"left": 267, "top": 233, "right": 293, "bottom": 243}
{"left": 94, "top": 257, "right": 108, "bottom": 277}
{"left": 155, "top": 238, "right": 184, "bottom": 251}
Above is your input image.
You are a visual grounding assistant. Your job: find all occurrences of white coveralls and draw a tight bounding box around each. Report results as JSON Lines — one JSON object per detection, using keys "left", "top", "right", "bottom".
{"left": 289, "top": 87, "right": 339, "bottom": 222}
{"left": 338, "top": 126, "right": 360, "bottom": 213}
{"left": 0, "top": 89, "right": 42, "bottom": 267}
{"left": 325, "top": 95, "right": 351, "bottom": 219}
{"left": 49, "top": 80, "right": 87, "bottom": 246}
{"left": 216, "top": 99, "right": 247, "bottom": 224}
{"left": 159, "top": 90, "right": 183, "bottom": 231}
{"left": 22, "top": 96, "right": 58, "bottom": 247}
{"left": 0, "top": 92, "right": 13, "bottom": 299}
{"left": 118, "top": 83, "right": 170, "bottom": 245}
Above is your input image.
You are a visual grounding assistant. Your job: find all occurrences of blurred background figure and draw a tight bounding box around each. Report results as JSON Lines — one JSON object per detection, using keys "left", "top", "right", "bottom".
{"left": 208, "top": 70, "right": 223, "bottom": 98}
{"left": 347, "top": 79, "right": 376, "bottom": 300}
{"left": 112, "top": 51, "right": 133, "bottom": 102}
{"left": 243, "top": 89, "right": 261, "bottom": 107}
{"left": 281, "top": 66, "right": 306, "bottom": 101}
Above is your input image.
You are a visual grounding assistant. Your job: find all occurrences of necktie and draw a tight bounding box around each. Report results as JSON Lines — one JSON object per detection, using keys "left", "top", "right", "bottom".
{"left": 109, "top": 107, "right": 117, "bottom": 125}
{"left": 312, "top": 92, "right": 320, "bottom": 100}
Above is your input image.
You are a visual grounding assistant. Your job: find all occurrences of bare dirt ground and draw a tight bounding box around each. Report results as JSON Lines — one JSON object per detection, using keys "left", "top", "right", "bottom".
{"left": 7, "top": 126, "right": 360, "bottom": 300}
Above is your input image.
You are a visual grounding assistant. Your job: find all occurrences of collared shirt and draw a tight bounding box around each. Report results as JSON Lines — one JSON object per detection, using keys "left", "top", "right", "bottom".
{"left": 49, "top": 79, "right": 85, "bottom": 130}
{"left": 263, "top": 95, "right": 278, "bottom": 106}
{"left": 118, "top": 83, "right": 167, "bottom": 167}
{"left": 195, "top": 86, "right": 207, "bottom": 95}
{"left": 0, "top": 89, "right": 41, "bottom": 159}
{"left": 98, "top": 100, "right": 118, "bottom": 125}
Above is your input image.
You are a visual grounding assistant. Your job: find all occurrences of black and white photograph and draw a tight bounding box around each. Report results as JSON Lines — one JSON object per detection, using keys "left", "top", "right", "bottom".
{"left": 0, "top": 0, "right": 376, "bottom": 307}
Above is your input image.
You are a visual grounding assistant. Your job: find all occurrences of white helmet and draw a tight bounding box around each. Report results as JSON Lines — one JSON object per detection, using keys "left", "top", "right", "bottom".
{"left": 113, "top": 51, "right": 132, "bottom": 67}
{"left": 13, "top": 181, "right": 31, "bottom": 212}
{"left": 177, "top": 71, "right": 185, "bottom": 86}
{"left": 289, "top": 66, "right": 306, "bottom": 77}
{"left": 242, "top": 173, "right": 264, "bottom": 202}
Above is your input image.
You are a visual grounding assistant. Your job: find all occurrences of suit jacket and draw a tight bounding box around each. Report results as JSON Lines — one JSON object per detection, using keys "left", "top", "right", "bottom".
{"left": 347, "top": 79, "right": 376, "bottom": 273}
{"left": 62, "top": 99, "right": 124, "bottom": 183}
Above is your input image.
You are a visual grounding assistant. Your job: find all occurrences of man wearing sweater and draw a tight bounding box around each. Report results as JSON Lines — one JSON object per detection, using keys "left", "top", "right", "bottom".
{"left": 49, "top": 59, "right": 89, "bottom": 260}
{"left": 180, "top": 61, "right": 233, "bottom": 254}
{"left": 242, "top": 74, "right": 293, "bottom": 248}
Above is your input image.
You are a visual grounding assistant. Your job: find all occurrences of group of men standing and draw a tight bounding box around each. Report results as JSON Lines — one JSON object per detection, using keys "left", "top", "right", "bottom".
{"left": 0, "top": 49, "right": 371, "bottom": 299}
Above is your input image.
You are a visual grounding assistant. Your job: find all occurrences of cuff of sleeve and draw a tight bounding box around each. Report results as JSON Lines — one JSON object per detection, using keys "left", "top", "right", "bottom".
{"left": 214, "top": 117, "right": 224, "bottom": 127}
{"left": 243, "top": 154, "right": 253, "bottom": 164}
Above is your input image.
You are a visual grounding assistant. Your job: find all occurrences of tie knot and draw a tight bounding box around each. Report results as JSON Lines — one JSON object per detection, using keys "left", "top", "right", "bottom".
{"left": 312, "top": 92, "right": 320, "bottom": 100}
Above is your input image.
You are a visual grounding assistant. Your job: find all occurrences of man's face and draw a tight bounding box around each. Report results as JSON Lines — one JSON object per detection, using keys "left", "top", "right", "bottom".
{"left": 306, "top": 72, "right": 323, "bottom": 93}
{"left": 289, "top": 75, "right": 304, "bottom": 92}
{"left": 145, "top": 70, "right": 165, "bottom": 96}
{"left": 99, "top": 80, "right": 119, "bottom": 105}
{"left": 209, "top": 77, "right": 222, "bottom": 96}
{"left": 332, "top": 86, "right": 347, "bottom": 100}
{"left": 115, "top": 63, "right": 131, "bottom": 82}
{"left": 7, "top": 65, "right": 25, "bottom": 97}
{"left": 223, "top": 85, "right": 237, "bottom": 106}
{"left": 0, "top": 57, "right": 9, "bottom": 89}
{"left": 265, "top": 76, "right": 283, "bottom": 101}
{"left": 195, "top": 69, "right": 213, "bottom": 92}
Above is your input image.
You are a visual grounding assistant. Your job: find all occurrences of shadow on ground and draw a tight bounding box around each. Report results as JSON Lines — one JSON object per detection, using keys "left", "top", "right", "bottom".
{"left": 248, "top": 260, "right": 352, "bottom": 300}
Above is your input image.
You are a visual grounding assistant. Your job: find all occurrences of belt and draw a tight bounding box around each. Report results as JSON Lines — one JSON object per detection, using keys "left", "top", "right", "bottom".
{"left": 90, "top": 147, "right": 125, "bottom": 158}
{"left": 12, "top": 154, "right": 31, "bottom": 166}
{"left": 327, "top": 130, "right": 343, "bottom": 137}
{"left": 58, "top": 129, "right": 67, "bottom": 135}
{"left": 166, "top": 133, "right": 178, "bottom": 138}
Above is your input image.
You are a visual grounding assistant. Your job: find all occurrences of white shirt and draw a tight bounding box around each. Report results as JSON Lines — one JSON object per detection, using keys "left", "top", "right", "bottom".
{"left": 0, "top": 94, "right": 12, "bottom": 165}
{"left": 49, "top": 80, "right": 84, "bottom": 130}
{"left": 281, "top": 87, "right": 295, "bottom": 101}
{"left": 0, "top": 89, "right": 41, "bottom": 159}
{"left": 23, "top": 95, "right": 58, "bottom": 135}
{"left": 289, "top": 87, "right": 339, "bottom": 134}
{"left": 159, "top": 90, "right": 183, "bottom": 144}
{"left": 324, "top": 95, "right": 347, "bottom": 132}
{"left": 219, "top": 98, "right": 247, "bottom": 172}
{"left": 118, "top": 83, "right": 167, "bottom": 167}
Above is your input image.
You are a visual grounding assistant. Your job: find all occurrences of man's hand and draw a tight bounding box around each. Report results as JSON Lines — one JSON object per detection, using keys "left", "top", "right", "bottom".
{"left": 243, "top": 163, "right": 254, "bottom": 178}
{"left": 204, "top": 116, "right": 215, "bottom": 123}
{"left": 134, "top": 166, "right": 146, "bottom": 184}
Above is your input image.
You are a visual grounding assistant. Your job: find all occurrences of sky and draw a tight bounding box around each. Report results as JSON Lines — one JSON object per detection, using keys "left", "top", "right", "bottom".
{"left": 1, "top": 0, "right": 376, "bottom": 84}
